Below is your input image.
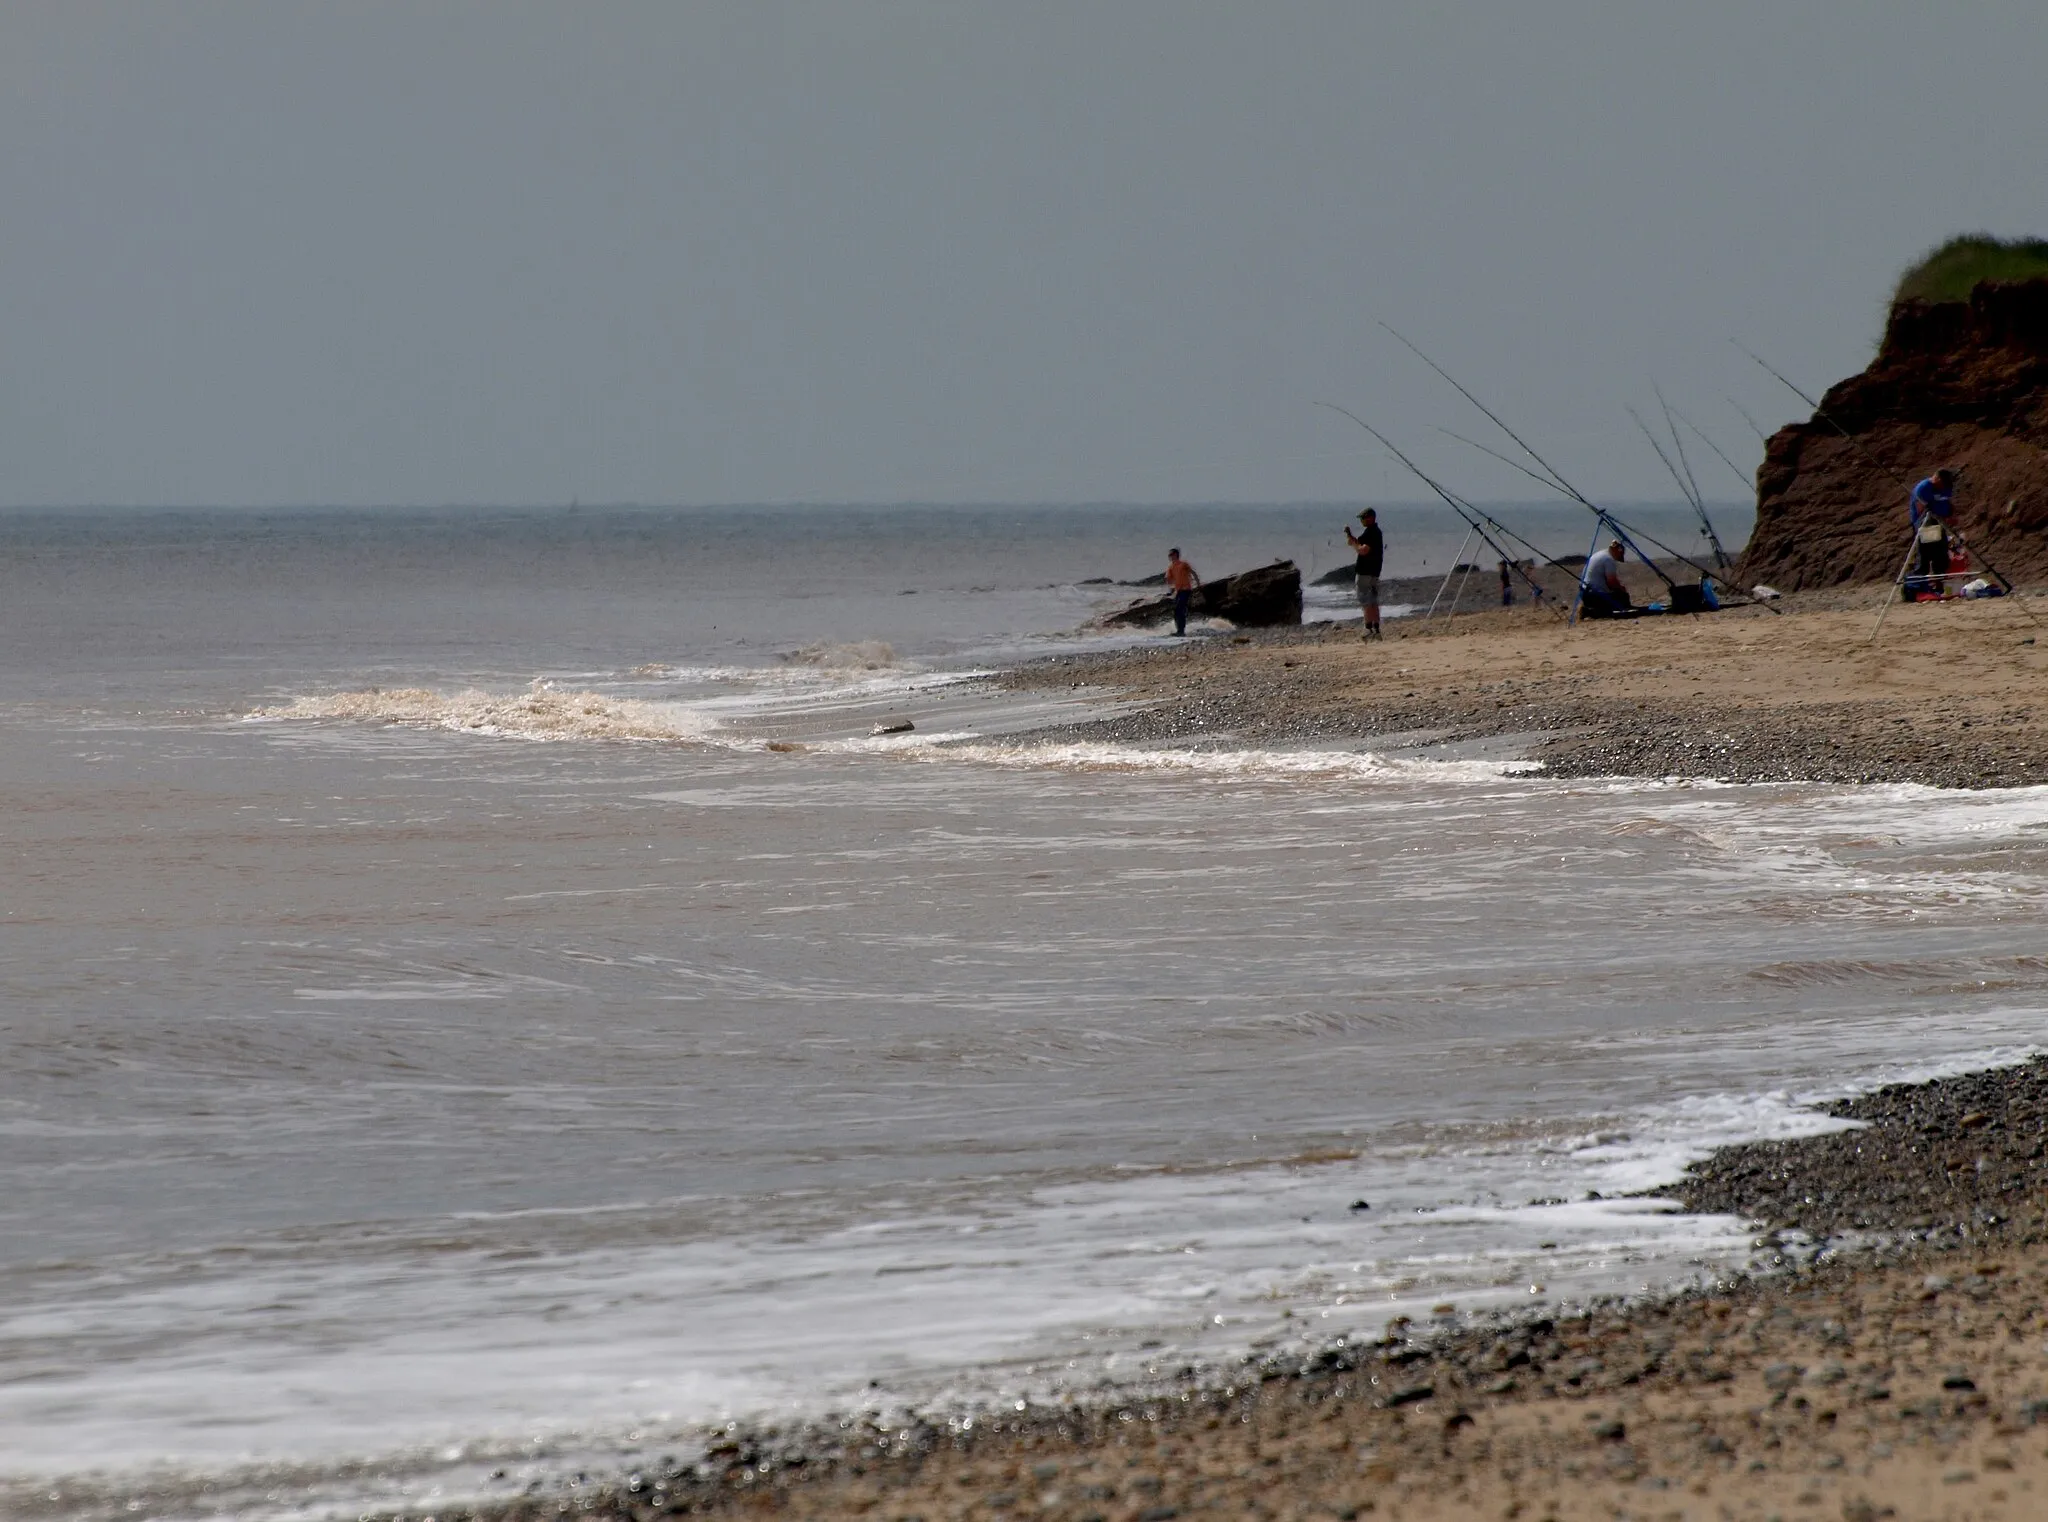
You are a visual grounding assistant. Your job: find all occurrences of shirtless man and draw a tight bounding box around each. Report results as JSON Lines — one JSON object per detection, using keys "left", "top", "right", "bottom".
{"left": 1165, "top": 547, "right": 1201, "bottom": 637}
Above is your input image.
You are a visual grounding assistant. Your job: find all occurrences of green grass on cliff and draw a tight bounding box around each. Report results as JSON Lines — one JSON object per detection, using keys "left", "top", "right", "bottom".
{"left": 1895, "top": 234, "right": 2048, "bottom": 304}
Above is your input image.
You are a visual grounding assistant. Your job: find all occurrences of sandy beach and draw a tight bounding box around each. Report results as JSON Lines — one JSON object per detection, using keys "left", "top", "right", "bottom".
{"left": 1008, "top": 586, "right": 2048, "bottom": 789}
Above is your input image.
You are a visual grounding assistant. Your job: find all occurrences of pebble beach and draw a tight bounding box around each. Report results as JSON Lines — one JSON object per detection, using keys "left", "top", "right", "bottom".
{"left": 1005, "top": 585, "right": 2048, "bottom": 789}
{"left": 369, "top": 588, "right": 2048, "bottom": 1522}
{"left": 388, "top": 1061, "right": 2048, "bottom": 1522}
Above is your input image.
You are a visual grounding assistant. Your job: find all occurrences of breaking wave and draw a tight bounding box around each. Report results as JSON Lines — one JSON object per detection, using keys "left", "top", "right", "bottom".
{"left": 248, "top": 682, "right": 715, "bottom": 744}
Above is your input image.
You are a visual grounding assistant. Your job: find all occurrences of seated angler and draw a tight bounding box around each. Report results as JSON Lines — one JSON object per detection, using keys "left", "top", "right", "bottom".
{"left": 1578, "top": 539, "right": 1635, "bottom": 618}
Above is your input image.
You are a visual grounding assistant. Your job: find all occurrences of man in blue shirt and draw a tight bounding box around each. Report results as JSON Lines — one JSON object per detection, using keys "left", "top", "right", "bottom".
{"left": 1907, "top": 467, "right": 1957, "bottom": 597}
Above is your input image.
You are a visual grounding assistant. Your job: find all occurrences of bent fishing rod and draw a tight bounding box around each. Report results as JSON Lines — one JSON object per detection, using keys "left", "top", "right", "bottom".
{"left": 1738, "top": 342, "right": 2037, "bottom": 614}
{"left": 1311, "top": 402, "right": 1562, "bottom": 614}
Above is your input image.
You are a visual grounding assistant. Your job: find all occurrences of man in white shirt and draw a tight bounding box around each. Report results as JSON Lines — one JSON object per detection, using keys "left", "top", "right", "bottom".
{"left": 1580, "top": 540, "right": 1632, "bottom": 618}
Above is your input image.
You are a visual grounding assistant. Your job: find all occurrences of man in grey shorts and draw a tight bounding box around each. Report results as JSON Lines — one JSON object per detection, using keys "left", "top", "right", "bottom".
{"left": 1345, "top": 508, "right": 1384, "bottom": 639}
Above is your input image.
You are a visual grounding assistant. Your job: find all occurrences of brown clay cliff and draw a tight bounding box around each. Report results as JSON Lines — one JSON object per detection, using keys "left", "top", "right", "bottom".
{"left": 1739, "top": 278, "right": 2048, "bottom": 588}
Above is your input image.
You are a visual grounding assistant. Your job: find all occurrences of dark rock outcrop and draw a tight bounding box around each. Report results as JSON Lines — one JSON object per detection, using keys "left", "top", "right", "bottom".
{"left": 1740, "top": 277, "right": 2048, "bottom": 589}
{"left": 1100, "top": 561, "right": 1303, "bottom": 629}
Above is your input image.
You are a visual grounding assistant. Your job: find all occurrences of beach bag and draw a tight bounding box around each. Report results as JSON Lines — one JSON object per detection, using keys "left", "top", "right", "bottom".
{"left": 1918, "top": 519, "right": 1947, "bottom": 544}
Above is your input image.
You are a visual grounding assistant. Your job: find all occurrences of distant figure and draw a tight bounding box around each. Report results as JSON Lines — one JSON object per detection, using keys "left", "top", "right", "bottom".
{"left": 1164, "top": 547, "right": 1202, "bottom": 637}
{"left": 1499, "top": 559, "right": 1513, "bottom": 607}
{"left": 1345, "top": 508, "right": 1385, "bottom": 639}
{"left": 1907, "top": 467, "right": 1957, "bottom": 598}
{"left": 1579, "top": 539, "right": 1633, "bottom": 619}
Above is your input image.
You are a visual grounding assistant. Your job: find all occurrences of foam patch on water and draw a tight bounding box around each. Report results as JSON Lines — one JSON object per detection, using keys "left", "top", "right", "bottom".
{"left": 248, "top": 683, "right": 716, "bottom": 744}
{"left": 845, "top": 736, "right": 1547, "bottom": 785}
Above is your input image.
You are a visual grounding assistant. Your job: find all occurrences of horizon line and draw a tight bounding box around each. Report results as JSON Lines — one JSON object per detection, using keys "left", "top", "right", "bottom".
{"left": 0, "top": 496, "right": 1751, "bottom": 514}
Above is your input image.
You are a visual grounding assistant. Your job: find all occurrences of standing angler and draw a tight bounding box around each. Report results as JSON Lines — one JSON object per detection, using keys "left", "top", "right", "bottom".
{"left": 1345, "top": 508, "right": 1385, "bottom": 639}
{"left": 1907, "top": 467, "right": 1958, "bottom": 599}
{"left": 1164, "top": 547, "right": 1202, "bottom": 637}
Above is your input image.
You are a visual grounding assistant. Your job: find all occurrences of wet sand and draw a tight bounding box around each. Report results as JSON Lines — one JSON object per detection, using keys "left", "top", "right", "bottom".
{"left": 1007, "top": 586, "right": 2048, "bottom": 788}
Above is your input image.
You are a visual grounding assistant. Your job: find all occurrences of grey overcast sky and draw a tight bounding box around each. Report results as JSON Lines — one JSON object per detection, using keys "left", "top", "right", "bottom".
{"left": 2, "top": 2, "right": 2042, "bottom": 507}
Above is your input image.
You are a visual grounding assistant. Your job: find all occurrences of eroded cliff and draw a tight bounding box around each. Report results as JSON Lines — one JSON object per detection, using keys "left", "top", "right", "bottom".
{"left": 1739, "top": 278, "right": 2048, "bottom": 588}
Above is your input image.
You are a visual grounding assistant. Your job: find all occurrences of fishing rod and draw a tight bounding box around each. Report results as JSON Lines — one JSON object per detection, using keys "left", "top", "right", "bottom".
{"left": 1674, "top": 409, "right": 1759, "bottom": 497}
{"left": 1739, "top": 342, "right": 2038, "bottom": 616}
{"left": 1438, "top": 423, "right": 1784, "bottom": 620}
{"left": 1384, "top": 325, "right": 1727, "bottom": 612}
{"left": 1380, "top": 325, "right": 1583, "bottom": 503}
{"left": 1438, "top": 427, "right": 1702, "bottom": 590}
{"left": 1311, "top": 402, "right": 1561, "bottom": 615}
{"left": 1725, "top": 395, "right": 1771, "bottom": 446}
{"left": 1734, "top": 343, "right": 1903, "bottom": 483}
{"left": 1324, "top": 422, "right": 1563, "bottom": 575}
{"left": 1629, "top": 404, "right": 1731, "bottom": 573}
{"left": 1656, "top": 385, "right": 1734, "bottom": 571}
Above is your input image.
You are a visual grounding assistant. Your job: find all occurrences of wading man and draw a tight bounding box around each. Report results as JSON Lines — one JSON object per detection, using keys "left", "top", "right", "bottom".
{"left": 1164, "top": 547, "right": 1202, "bottom": 637}
{"left": 1345, "top": 508, "right": 1384, "bottom": 639}
{"left": 1907, "top": 467, "right": 1957, "bottom": 599}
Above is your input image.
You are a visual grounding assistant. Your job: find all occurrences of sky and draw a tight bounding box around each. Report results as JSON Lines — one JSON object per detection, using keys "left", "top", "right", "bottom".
{"left": 1, "top": 2, "right": 2043, "bottom": 508}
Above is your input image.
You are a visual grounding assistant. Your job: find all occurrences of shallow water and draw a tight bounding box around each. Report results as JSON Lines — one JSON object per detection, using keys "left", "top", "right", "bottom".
{"left": 14, "top": 502, "right": 2048, "bottom": 1522}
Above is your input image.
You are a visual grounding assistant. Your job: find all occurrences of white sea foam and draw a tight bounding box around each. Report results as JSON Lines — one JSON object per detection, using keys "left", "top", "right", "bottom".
{"left": 20, "top": 1014, "right": 2037, "bottom": 1520}
{"left": 246, "top": 663, "right": 1002, "bottom": 750}
{"left": 248, "top": 682, "right": 717, "bottom": 744}
{"left": 847, "top": 735, "right": 1546, "bottom": 784}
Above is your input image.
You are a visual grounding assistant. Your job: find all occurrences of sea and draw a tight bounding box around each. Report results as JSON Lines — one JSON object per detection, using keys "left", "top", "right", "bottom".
{"left": 6, "top": 500, "right": 2048, "bottom": 1522}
